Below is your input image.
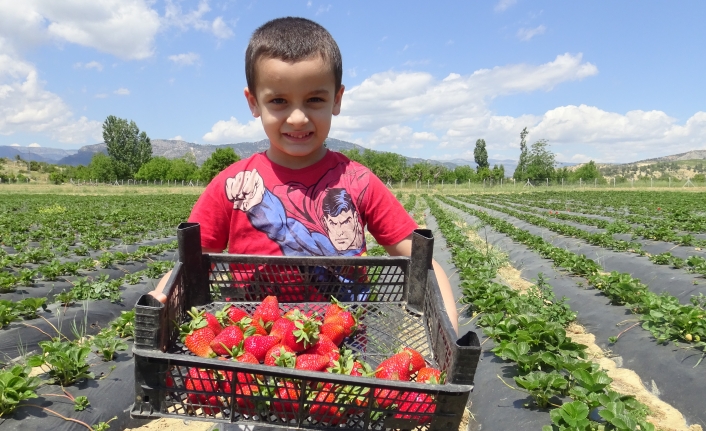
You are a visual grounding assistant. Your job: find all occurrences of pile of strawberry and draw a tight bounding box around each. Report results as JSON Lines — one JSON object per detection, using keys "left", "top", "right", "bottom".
{"left": 174, "top": 296, "right": 445, "bottom": 425}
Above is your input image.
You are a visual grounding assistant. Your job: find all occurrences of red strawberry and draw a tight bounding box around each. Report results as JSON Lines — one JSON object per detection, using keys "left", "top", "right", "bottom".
{"left": 309, "top": 384, "right": 348, "bottom": 425}
{"left": 320, "top": 323, "right": 346, "bottom": 346}
{"left": 324, "top": 311, "right": 357, "bottom": 338}
{"left": 395, "top": 391, "right": 435, "bottom": 424}
{"left": 401, "top": 347, "right": 426, "bottom": 374}
{"left": 374, "top": 352, "right": 412, "bottom": 408}
{"left": 243, "top": 335, "right": 280, "bottom": 362}
{"left": 184, "top": 368, "right": 221, "bottom": 415}
{"left": 282, "top": 318, "right": 320, "bottom": 352}
{"left": 204, "top": 312, "right": 223, "bottom": 336}
{"left": 272, "top": 380, "right": 300, "bottom": 421}
{"left": 234, "top": 351, "right": 259, "bottom": 384}
{"left": 210, "top": 325, "right": 245, "bottom": 356}
{"left": 324, "top": 298, "right": 346, "bottom": 320}
{"left": 269, "top": 317, "right": 295, "bottom": 341}
{"left": 295, "top": 354, "right": 329, "bottom": 372}
{"left": 253, "top": 295, "right": 280, "bottom": 327}
{"left": 234, "top": 383, "right": 259, "bottom": 417}
{"left": 217, "top": 304, "right": 249, "bottom": 326}
{"left": 305, "top": 335, "right": 339, "bottom": 356}
{"left": 180, "top": 313, "right": 217, "bottom": 358}
{"left": 416, "top": 367, "right": 444, "bottom": 384}
{"left": 266, "top": 345, "right": 296, "bottom": 367}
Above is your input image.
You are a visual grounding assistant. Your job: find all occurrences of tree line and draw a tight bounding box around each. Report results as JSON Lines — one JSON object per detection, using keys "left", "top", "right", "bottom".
{"left": 42, "top": 116, "right": 240, "bottom": 185}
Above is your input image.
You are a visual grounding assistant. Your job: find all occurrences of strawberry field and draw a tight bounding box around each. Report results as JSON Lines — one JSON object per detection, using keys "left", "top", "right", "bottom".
{"left": 1, "top": 188, "right": 706, "bottom": 431}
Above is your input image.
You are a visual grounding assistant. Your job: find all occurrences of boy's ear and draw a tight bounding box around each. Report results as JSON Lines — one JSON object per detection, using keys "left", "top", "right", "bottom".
{"left": 332, "top": 85, "right": 345, "bottom": 116}
{"left": 244, "top": 87, "right": 261, "bottom": 118}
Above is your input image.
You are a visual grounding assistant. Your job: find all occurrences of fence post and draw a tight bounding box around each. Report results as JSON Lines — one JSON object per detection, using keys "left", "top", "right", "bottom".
{"left": 427, "top": 180, "right": 429, "bottom": 189}
{"left": 546, "top": 178, "right": 549, "bottom": 187}
{"left": 441, "top": 180, "right": 444, "bottom": 189}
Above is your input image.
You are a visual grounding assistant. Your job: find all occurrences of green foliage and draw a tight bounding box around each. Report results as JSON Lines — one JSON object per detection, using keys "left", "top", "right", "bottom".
{"left": 570, "top": 161, "right": 607, "bottom": 183}
{"left": 166, "top": 157, "right": 198, "bottom": 181}
{"left": 692, "top": 173, "right": 706, "bottom": 183}
{"left": 134, "top": 156, "right": 172, "bottom": 181}
{"left": 200, "top": 147, "right": 240, "bottom": 183}
{"left": 74, "top": 395, "right": 90, "bottom": 411}
{"left": 473, "top": 138, "right": 489, "bottom": 170}
{"left": 524, "top": 139, "right": 556, "bottom": 181}
{"left": 110, "top": 310, "right": 135, "bottom": 338}
{"left": 102, "top": 115, "right": 152, "bottom": 177}
{"left": 28, "top": 339, "right": 94, "bottom": 385}
{"left": 0, "top": 365, "right": 41, "bottom": 417}
{"left": 91, "top": 331, "right": 128, "bottom": 361}
{"left": 514, "top": 127, "right": 529, "bottom": 181}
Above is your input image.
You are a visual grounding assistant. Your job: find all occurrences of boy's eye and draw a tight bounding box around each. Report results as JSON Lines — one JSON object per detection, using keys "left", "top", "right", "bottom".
{"left": 270, "top": 98, "right": 286, "bottom": 104}
{"left": 308, "top": 97, "right": 325, "bottom": 103}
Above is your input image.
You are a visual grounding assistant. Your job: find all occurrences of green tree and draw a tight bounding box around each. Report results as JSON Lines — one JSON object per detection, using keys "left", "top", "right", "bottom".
{"left": 135, "top": 157, "right": 173, "bottom": 181}
{"left": 88, "top": 154, "right": 117, "bottom": 182}
{"left": 524, "top": 139, "right": 556, "bottom": 181}
{"left": 514, "top": 127, "right": 529, "bottom": 181}
{"left": 102, "top": 115, "right": 152, "bottom": 177}
{"left": 453, "top": 165, "right": 476, "bottom": 183}
{"left": 692, "top": 173, "right": 706, "bottom": 183}
{"left": 570, "top": 160, "right": 606, "bottom": 184}
{"left": 473, "top": 139, "right": 489, "bottom": 171}
{"left": 200, "top": 148, "right": 241, "bottom": 183}
{"left": 167, "top": 157, "right": 198, "bottom": 181}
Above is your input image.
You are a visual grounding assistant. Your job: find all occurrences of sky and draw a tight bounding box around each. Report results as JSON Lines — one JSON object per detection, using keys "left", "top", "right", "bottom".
{"left": 1, "top": 0, "right": 705, "bottom": 164}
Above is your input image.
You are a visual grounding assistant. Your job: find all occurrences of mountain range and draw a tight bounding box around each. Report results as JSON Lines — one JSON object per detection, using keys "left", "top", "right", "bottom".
{"left": 0, "top": 139, "right": 523, "bottom": 175}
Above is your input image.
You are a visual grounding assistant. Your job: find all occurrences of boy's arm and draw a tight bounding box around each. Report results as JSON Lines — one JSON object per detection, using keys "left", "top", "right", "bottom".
{"left": 148, "top": 247, "right": 222, "bottom": 304}
{"left": 383, "top": 234, "right": 459, "bottom": 335}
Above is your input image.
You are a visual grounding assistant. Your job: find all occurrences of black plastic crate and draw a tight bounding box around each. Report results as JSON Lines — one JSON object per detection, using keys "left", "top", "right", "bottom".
{"left": 131, "top": 223, "right": 480, "bottom": 430}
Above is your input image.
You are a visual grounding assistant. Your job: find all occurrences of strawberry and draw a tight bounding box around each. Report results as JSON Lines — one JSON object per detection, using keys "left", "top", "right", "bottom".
{"left": 324, "top": 310, "right": 357, "bottom": 338}
{"left": 269, "top": 317, "right": 295, "bottom": 341}
{"left": 234, "top": 351, "right": 259, "bottom": 384}
{"left": 204, "top": 311, "right": 223, "bottom": 336}
{"left": 416, "top": 367, "right": 444, "bottom": 384}
{"left": 210, "top": 325, "right": 245, "bottom": 356}
{"left": 309, "top": 384, "right": 348, "bottom": 425}
{"left": 305, "top": 335, "right": 339, "bottom": 357}
{"left": 216, "top": 304, "right": 249, "bottom": 326}
{"left": 266, "top": 345, "right": 296, "bottom": 367}
{"left": 395, "top": 391, "right": 435, "bottom": 424}
{"left": 180, "top": 312, "right": 217, "bottom": 358}
{"left": 320, "top": 323, "right": 346, "bottom": 346}
{"left": 184, "top": 368, "right": 221, "bottom": 415}
{"left": 401, "top": 347, "right": 426, "bottom": 374}
{"left": 243, "top": 335, "right": 280, "bottom": 362}
{"left": 295, "top": 354, "right": 329, "bottom": 372}
{"left": 233, "top": 383, "right": 260, "bottom": 417}
{"left": 324, "top": 298, "right": 346, "bottom": 320}
{"left": 374, "top": 352, "right": 412, "bottom": 408}
{"left": 252, "top": 295, "right": 280, "bottom": 327}
{"left": 282, "top": 317, "right": 320, "bottom": 352}
{"left": 272, "top": 380, "right": 300, "bottom": 421}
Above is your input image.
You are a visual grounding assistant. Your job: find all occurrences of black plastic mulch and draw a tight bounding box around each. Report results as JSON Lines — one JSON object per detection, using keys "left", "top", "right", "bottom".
{"left": 434, "top": 199, "right": 706, "bottom": 430}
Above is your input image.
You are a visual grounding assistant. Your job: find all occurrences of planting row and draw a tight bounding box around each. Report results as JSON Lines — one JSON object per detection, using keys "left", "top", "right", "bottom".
{"left": 423, "top": 195, "right": 656, "bottom": 431}
{"left": 438, "top": 195, "right": 706, "bottom": 362}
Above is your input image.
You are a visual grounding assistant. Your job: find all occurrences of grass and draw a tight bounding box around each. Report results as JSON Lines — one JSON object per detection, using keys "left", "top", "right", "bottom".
{"left": 0, "top": 183, "right": 205, "bottom": 195}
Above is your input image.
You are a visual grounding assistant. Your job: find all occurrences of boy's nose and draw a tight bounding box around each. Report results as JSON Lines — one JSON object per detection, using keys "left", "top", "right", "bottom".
{"left": 287, "top": 108, "right": 308, "bottom": 126}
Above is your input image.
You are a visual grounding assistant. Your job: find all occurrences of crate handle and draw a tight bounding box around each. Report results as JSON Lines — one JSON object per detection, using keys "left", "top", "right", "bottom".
{"left": 409, "top": 229, "right": 433, "bottom": 312}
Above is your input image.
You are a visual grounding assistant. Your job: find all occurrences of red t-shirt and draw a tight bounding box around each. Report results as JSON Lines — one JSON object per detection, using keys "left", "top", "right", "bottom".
{"left": 189, "top": 150, "right": 417, "bottom": 257}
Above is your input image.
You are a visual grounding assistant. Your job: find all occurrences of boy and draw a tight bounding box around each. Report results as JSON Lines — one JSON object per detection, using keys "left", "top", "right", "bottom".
{"left": 149, "top": 17, "right": 458, "bottom": 333}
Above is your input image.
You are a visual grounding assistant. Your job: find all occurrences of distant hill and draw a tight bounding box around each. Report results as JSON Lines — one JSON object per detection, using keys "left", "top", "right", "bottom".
{"left": 0, "top": 146, "right": 77, "bottom": 163}
{"left": 631, "top": 150, "right": 706, "bottom": 164}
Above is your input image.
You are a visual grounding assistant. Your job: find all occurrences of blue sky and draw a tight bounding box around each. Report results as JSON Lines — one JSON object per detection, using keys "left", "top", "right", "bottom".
{"left": 1, "top": 0, "right": 705, "bottom": 163}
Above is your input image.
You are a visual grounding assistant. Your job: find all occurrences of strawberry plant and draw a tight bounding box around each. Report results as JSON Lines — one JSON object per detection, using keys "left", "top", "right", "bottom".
{"left": 28, "top": 339, "right": 94, "bottom": 385}
{"left": 110, "top": 310, "right": 135, "bottom": 338}
{"left": 0, "top": 364, "right": 41, "bottom": 417}
{"left": 91, "top": 331, "right": 128, "bottom": 361}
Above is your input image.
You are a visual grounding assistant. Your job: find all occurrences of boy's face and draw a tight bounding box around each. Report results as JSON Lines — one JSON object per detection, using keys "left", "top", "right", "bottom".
{"left": 323, "top": 208, "right": 360, "bottom": 251}
{"left": 245, "top": 56, "right": 344, "bottom": 169}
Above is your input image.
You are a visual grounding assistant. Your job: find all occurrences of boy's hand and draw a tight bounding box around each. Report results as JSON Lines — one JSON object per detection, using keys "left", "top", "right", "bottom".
{"left": 226, "top": 169, "right": 265, "bottom": 211}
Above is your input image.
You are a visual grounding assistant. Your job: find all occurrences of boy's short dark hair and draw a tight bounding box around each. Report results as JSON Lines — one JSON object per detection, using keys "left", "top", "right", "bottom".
{"left": 245, "top": 17, "right": 343, "bottom": 94}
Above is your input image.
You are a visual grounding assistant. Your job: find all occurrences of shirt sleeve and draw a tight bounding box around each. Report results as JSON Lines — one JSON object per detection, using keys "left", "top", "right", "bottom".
{"left": 363, "top": 173, "right": 418, "bottom": 246}
{"left": 188, "top": 172, "right": 232, "bottom": 251}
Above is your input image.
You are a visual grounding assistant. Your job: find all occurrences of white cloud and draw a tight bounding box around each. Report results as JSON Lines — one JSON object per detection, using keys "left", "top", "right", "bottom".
{"left": 202, "top": 117, "right": 266, "bottom": 143}
{"left": 168, "top": 52, "right": 200, "bottom": 66}
{"left": 9, "top": 143, "right": 20, "bottom": 146}
{"left": 164, "top": 0, "right": 234, "bottom": 40}
{"left": 316, "top": 4, "right": 332, "bottom": 15}
{"left": 307, "top": 1, "right": 312, "bottom": 7}
{"left": 412, "top": 132, "right": 439, "bottom": 142}
{"left": 517, "top": 25, "right": 546, "bottom": 41}
{"left": 211, "top": 16, "right": 234, "bottom": 39}
{"left": 28, "top": 142, "right": 40, "bottom": 147}
{"left": 495, "top": 0, "right": 517, "bottom": 12}
{"left": 114, "top": 88, "right": 130, "bottom": 95}
{"left": 74, "top": 61, "right": 103, "bottom": 71}
{"left": 170, "top": 135, "right": 183, "bottom": 141}
{"left": 0, "top": 1, "right": 160, "bottom": 60}
{"left": 95, "top": 93, "right": 108, "bottom": 99}
{"left": 334, "top": 53, "right": 597, "bottom": 136}
{"left": 0, "top": 49, "right": 101, "bottom": 144}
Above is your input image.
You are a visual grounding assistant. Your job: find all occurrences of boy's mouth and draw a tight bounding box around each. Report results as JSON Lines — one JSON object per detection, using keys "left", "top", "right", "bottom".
{"left": 284, "top": 131, "right": 314, "bottom": 141}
